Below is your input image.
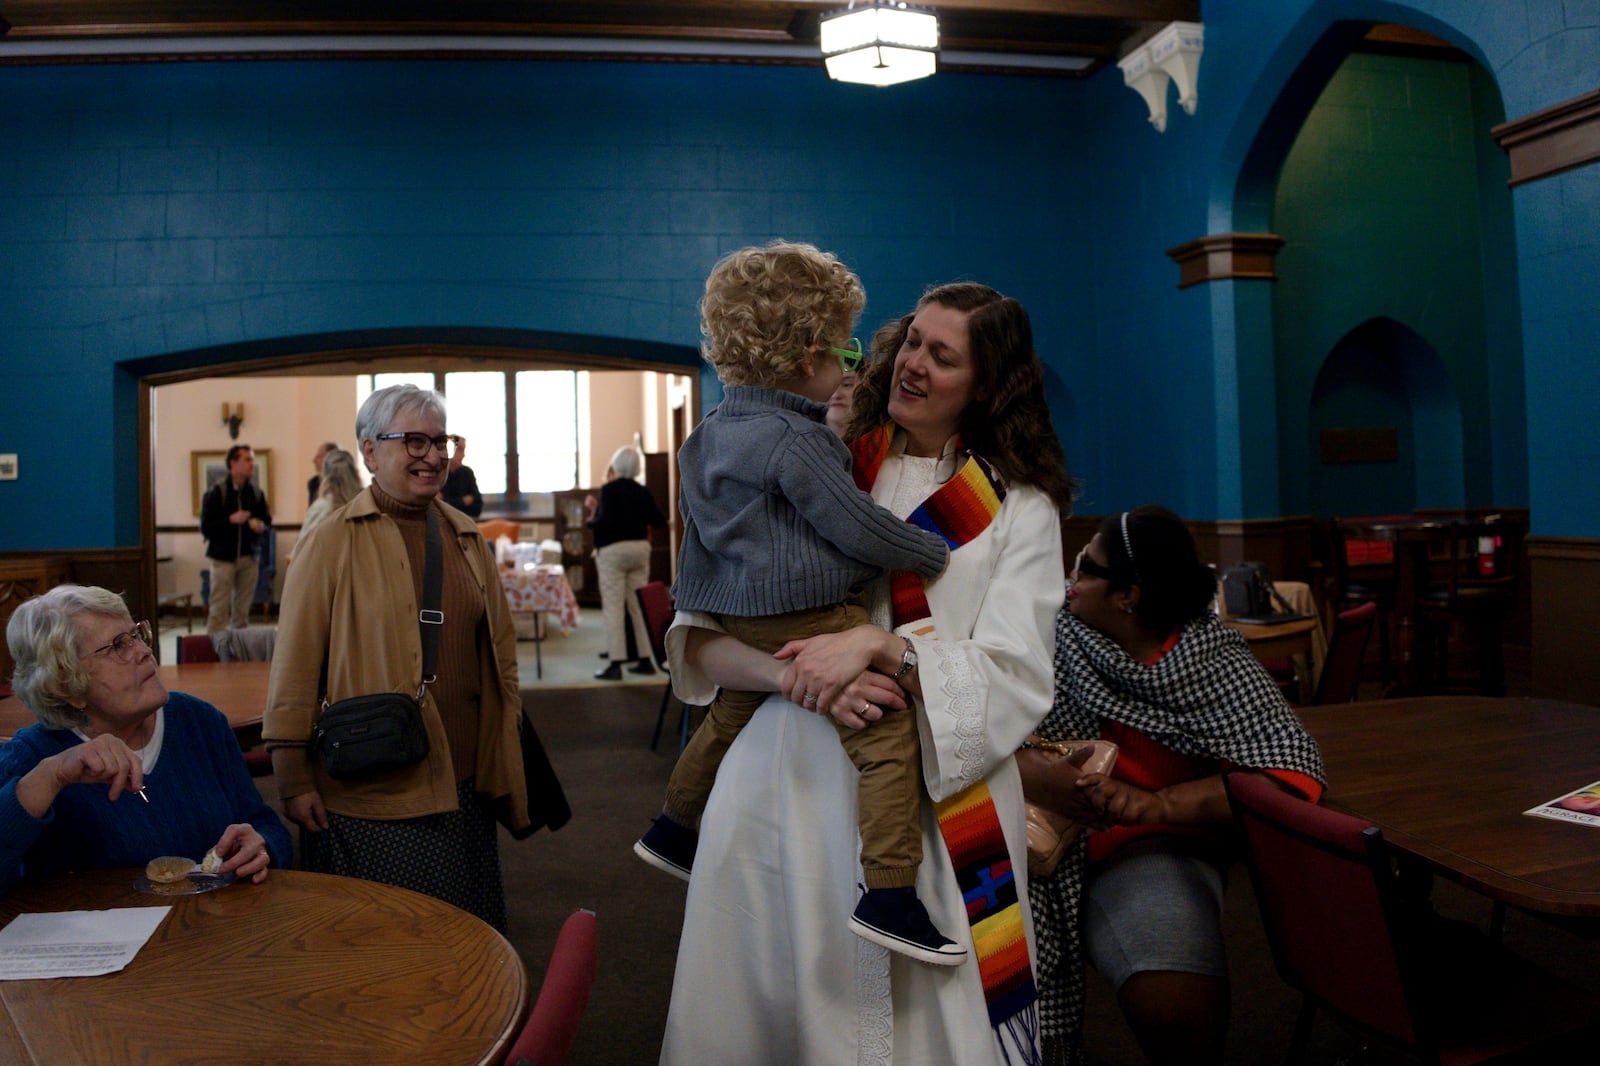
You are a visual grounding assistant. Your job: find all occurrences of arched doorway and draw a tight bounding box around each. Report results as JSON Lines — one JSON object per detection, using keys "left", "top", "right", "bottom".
{"left": 1217, "top": 16, "right": 1526, "bottom": 520}
{"left": 131, "top": 328, "right": 702, "bottom": 622}
{"left": 1308, "top": 316, "right": 1461, "bottom": 518}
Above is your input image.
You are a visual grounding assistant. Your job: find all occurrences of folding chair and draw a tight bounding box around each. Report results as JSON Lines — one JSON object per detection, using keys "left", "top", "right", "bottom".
{"left": 634, "top": 581, "right": 698, "bottom": 752}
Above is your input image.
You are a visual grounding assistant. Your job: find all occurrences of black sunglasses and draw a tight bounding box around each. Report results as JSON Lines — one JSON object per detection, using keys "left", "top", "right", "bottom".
{"left": 1072, "top": 550, "right": 1116, "bottom": 582}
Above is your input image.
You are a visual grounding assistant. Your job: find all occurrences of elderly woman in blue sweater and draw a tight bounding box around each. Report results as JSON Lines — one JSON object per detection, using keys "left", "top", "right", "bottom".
{"left": 0, "top": 585, "right": 291, "bottom": 895}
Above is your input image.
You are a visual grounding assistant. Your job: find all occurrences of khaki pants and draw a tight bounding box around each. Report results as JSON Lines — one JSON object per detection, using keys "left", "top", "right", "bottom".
{"left": 207, "top": 556, "right": 258, "bottom": 632}
{"left": 596, "top": 539, "right": 654, "bottom": 660}
{"left": 663, "top": 601, "right": 923, "bottom": 890}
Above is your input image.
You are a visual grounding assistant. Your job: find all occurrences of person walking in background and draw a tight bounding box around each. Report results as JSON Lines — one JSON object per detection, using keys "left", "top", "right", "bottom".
{"left": 306, "top": 440, "right": 338, "bottom": 507}
{"left": 587, "top": 445, "right": 667, "bottom": 680}
{"left": 263, "top": 384, "right": 537, "bottom": 931}
{"left": 199, "top": 443, "right": 271, "bottom": 632}
{"left": 287, "top": 448, "right": 361, "bottom": 568}
{"left": 441, "top": 435, "right": 484, "bottom": 517}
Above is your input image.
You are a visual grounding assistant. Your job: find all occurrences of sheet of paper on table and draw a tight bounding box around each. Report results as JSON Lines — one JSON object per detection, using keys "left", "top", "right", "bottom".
{"left": 0, "top": 906, "right": 170, "bottom": 979}
{"left": 1523, "top": 779, "right": 1600, "bottom": 829}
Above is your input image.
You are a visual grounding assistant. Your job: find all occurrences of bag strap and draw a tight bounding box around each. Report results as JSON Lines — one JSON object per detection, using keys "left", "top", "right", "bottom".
{"left": 417, "top": 507, "right": 445, "bottom": 699}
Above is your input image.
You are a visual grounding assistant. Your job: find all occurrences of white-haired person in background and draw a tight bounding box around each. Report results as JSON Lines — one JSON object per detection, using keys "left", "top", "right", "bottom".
{"left": 0, "top": 584, "right": 291, "bottom": 896}
{"left": 585, "top": 444, "right": 667, "bottom": 680}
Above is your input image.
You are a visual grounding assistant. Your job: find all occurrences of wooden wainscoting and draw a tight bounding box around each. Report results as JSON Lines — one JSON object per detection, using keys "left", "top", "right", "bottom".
{"left": 1529, "top": 537, "right": 1600, "bottom": 704}
{"left": 0, "top": 550, "right": 150, "bottom": 683}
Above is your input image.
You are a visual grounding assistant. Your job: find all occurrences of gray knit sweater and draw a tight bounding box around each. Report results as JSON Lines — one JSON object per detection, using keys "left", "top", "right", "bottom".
{"left": 673, "top": 386, "right": 947, "bottom": 617}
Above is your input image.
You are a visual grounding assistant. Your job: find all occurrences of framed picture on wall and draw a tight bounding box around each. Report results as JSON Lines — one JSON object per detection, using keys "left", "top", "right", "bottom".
{"left": 191, "top": 449, "right": 273, "bottom": 516}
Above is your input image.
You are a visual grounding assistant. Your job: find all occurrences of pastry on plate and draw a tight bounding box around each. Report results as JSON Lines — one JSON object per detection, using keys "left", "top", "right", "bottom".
{"left": 145, "top": 855, "right": 195, "bottom": 884}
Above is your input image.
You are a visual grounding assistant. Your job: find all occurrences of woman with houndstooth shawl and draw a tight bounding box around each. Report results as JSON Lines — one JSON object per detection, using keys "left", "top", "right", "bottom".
{"left": 1022, "top": 506, "right": 1325, "bottom": 1066}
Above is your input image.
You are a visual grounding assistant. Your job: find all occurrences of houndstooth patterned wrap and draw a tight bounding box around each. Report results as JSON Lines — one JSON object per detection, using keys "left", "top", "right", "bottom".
{"left": 1027, "top": 609, "right": 1326, "bottom": 1063}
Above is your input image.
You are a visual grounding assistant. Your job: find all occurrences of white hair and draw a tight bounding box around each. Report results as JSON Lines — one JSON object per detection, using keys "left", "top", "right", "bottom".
{"left": 6, "top": 584, "right": 132, "bottom": 730}
{"left": 610, "top": 445, "right": 643, "bottom": 482}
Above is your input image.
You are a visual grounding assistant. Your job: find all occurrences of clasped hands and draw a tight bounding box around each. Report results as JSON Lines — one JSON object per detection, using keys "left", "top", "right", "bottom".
{"left": 1016, "top": 752, "right": 1167, "bottom": 831}
{"left": 774, "top": 625, "right": 906, "bottom": 730}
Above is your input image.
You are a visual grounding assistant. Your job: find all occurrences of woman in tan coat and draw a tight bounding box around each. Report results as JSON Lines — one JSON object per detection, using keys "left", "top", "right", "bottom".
{"left": 264, "top": 384, "right": 530, "bottom": 930}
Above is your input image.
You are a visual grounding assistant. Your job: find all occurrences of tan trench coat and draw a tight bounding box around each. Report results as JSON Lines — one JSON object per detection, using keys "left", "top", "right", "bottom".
{"left": 263, "top": 488, "right": 530, "bottom": 832}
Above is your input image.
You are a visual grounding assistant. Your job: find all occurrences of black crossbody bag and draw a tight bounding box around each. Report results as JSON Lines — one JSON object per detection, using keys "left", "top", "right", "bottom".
{"left": 314, "top": 509, "right": 442, "bottom": 780}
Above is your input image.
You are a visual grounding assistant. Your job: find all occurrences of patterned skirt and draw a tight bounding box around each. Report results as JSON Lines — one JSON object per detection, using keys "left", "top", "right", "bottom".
{"left": 300, "top": 778, "right": 507, "bottom": 932}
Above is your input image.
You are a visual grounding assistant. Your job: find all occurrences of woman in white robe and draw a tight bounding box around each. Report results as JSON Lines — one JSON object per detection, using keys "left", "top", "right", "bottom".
{"left": 661, "top": 282, "right": 1074, "bottom": 1066}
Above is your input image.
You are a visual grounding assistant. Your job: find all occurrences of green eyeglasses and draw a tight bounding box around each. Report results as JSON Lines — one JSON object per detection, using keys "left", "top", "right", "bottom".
{"left": 830, "top": 339, "right": 865, "bottom": 372}
{"left": 784, "top": 339, "right": 864, "bottom": 373}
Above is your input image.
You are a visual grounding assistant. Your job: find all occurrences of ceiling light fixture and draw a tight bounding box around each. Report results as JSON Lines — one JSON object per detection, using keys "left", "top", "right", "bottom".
{"left": 820, "top": 1, "right": 939, "bottom": 88}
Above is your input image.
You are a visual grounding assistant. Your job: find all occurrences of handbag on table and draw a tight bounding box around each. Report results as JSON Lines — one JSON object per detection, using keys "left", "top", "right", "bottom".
{"left": 314, "top": 509, "right": 443, "bottom": 780}
{"left": 1016, "top": 736, "right": 1119, "bottom": 877}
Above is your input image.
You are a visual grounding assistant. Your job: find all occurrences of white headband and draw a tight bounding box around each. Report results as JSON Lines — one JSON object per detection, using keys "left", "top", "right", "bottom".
{"left": 1120, "top": 511, "right": 1136, "bottom": 567}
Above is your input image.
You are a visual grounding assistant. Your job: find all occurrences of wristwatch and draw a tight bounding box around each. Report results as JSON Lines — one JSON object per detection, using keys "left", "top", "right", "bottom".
{"left": 892, "top": 636, "right": 917, "bottom": 680}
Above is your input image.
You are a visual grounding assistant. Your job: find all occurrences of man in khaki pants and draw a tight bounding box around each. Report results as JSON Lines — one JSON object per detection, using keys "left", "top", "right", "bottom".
{"left": 200, "top": 444, "right": 272, "bottom": 631}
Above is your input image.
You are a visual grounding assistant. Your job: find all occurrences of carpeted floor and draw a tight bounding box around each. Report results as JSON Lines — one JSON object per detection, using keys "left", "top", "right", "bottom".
{"left": 509, "top": 682, "right": 687, "bottom": 1066}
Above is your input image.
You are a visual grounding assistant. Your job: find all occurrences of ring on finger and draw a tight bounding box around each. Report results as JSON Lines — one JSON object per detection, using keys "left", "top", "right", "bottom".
{"left": 860, "top": 702, "right": 873, "bottom": 716}
{"left": 803, "top": 693, "right": 818, "bottom": 707}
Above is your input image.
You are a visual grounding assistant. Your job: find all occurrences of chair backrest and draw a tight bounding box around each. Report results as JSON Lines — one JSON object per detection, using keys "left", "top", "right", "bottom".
{"left": 211, "top": 626, "right": 277, "bottom": 662}
{"left": 1434, "top": 516, "right": 1523, "bottom": 607}
{"left": 633, "top": 582, "right": 673, "bottom": 666}
{"left": 478, "top": 519, "right": 522, "bottom": 543}
{"left": 504, "top": 908, "right": 599, "bottom": 1066}
{"left": 176, "top": 633, "right": 221, "bottom": 664}
{"left": 1311, "top": 601, "right": 1377, "bottom": 705}
{"left": 1225, "top": 773, "right": 1426, "bottom": 1054}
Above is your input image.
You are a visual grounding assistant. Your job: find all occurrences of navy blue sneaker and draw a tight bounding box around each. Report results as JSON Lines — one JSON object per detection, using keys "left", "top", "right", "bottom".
{"left": 633, "top": 815, "right": 697, "bottom": 882}
{"left": 848, "top": 886, "right": 967, "bottom": 966}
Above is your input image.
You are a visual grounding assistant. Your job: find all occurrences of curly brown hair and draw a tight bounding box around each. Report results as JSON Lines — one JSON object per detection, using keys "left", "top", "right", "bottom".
{"left": 699, "top": 240, "right": 866, "bottom": 388}
{"left": 850, "top": 282, "right": 1075, "bottom": 513}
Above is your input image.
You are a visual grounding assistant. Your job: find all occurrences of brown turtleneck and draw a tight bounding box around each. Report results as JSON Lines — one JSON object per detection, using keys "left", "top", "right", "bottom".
{"left": 371, "top": 483, "right": 485, "bottom": 783}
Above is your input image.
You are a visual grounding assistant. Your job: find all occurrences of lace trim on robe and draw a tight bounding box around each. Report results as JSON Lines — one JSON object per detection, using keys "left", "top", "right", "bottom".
{"left": 929, "top": 639, "right": 986, "bottom": 789}
{"left": 854, "top": 936, "right": 893, "bottom": 1066}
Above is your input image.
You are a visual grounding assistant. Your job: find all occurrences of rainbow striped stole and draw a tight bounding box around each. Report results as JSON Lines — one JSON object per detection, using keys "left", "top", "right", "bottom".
{"left": 936, "top": 782, "right": 1038, "bottom": 1029}
{"left": 850, "top": 426, "right": 1040, "bottom": 1056}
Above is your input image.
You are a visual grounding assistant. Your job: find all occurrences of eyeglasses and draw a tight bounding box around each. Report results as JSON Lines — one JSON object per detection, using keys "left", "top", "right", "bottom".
{"left": 88, "top": 620, "right": 153, "bottom": 664}
{"left": 829, "top": 339, "right": 864, "bottom": 373}
{"left": 784, "top": 339, "right": 864, "bottom": 373}
{"left": 1071, "top": 549, "right": 1115, "bottom": 583}
{"left": 374, "top": 432, "right": 463, "bottom": 459}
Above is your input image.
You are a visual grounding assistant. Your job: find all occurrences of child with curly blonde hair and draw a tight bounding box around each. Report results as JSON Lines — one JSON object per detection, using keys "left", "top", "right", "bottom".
{"left": 634, "top": 240, "right": 965, "bottom": 965}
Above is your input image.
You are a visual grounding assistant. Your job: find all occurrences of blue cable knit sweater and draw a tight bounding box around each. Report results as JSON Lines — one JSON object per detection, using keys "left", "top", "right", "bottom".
{"left": 0, "top": 692, "right": 292, "bottom": 895}
{"left": 673, "top": 386, "right": 948, "bottom": 616}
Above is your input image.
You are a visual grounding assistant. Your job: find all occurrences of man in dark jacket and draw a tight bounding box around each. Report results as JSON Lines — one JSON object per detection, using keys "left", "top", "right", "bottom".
{"left": 200, "top": 443, "right": 272, "bottom": 631}
{"left": 441, "top": 436, "right": 484, "bottom": 517}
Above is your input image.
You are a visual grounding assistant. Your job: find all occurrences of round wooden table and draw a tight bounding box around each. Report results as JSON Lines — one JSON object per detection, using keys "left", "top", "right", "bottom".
{"left": 0, "top": 868, "right": 528, "bottom": 1064}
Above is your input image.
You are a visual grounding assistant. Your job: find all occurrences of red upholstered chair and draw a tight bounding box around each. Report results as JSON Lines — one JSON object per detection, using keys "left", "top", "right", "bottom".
{"left": 176, "top": 632, "right": 270, "bottom": 776}
{"left": 503, "top": 908, "right": 599, "bottom": 1066}
{"left": 1225, "top": 772, "right": 1600, "bottom": 1064}
{"left": 175, "top": 633, "right": 220, "bottom": 664}
{"left": 1309, "top": 601, "right": 1377, "bottom": 705}
{"left": 1325, "top": 518, "right": 1395, "bottom": 686}
{"left": 635, "top": 581, "right": 699, "bottom": 752}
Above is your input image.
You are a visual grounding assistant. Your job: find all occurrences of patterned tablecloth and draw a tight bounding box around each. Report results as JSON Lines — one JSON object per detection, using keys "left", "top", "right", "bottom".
{"left": 499, "top": 564, "right": 581, "bottom": 635}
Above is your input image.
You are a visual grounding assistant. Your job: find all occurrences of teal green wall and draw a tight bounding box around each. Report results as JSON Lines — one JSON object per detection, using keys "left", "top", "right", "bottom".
{"left": 1271, "top": 51, "right": 1524, "bottom": 518}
